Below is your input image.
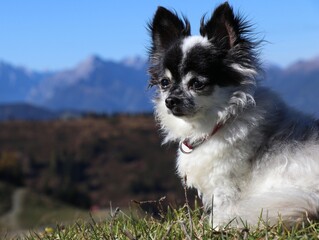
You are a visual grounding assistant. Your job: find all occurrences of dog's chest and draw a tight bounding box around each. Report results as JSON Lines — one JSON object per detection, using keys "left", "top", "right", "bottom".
{"left": 177, "top": 138, "right": 234, "bottom": 191}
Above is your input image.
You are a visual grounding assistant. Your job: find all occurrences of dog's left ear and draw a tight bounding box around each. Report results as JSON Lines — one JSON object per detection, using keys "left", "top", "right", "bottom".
{"left": 149, "top": 7, "right": 190, "bottom": 52}
{"left": 200, "top": 2, "right": 241, "bottom": 50}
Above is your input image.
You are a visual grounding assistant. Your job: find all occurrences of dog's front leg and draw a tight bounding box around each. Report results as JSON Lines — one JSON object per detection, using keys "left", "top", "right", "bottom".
{"left": 205, "top": 181, "right": 241, "bottom": 227}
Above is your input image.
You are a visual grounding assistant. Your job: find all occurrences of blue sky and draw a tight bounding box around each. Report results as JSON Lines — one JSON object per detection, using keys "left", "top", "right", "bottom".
{"left": 0, "top": 0, "right": 318, "bottom": 71}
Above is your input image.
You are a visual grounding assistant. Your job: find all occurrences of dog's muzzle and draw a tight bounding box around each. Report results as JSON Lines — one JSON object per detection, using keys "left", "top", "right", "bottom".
{"left": 165, "top": 97, "right": 185, "bottom": 116}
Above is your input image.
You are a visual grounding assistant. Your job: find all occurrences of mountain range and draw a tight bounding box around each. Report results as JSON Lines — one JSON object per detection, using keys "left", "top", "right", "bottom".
{"left": 263, "top": 56, "right": 319, "bottom": 116}
{"left": 0, "top": 55, "right": 319, "bottom": 120}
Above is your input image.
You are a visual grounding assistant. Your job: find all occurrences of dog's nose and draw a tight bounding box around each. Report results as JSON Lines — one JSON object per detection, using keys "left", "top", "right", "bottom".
{"left": 165, "top": 97, "right": 180, "bottom": 109}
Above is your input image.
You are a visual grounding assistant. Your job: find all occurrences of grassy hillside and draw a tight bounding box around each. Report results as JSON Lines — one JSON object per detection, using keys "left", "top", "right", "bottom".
{"left": 0, "top": 114, "right": 197, "bottom": 234}
{"left": 0, "top": 114, "right": 187, "bottom": 209}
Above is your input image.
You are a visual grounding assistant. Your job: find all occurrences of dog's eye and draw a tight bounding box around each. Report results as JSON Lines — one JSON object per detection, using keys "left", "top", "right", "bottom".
{"left": 160, "top": 78, "right": 171, "bottom": 89}
{"left": 191, "top": 79, "right": 205, "bottom": 90}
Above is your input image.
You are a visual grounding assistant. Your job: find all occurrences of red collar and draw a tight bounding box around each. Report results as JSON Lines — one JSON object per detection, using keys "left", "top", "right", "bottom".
{"left": 179, "top": 122, "right": 223, "bottom": 154}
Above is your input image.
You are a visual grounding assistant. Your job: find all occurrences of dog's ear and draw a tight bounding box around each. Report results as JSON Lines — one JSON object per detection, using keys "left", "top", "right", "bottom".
{"left": 200, "top": 2, "right": 241, "bottom": 49}
{"left": 149, "top": 7, "right": 190, "bottom": 52}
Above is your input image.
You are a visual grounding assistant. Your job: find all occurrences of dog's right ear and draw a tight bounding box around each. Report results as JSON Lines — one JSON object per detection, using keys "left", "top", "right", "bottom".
{"left": 149, "top": 7, "right": 190, "bottom": 52}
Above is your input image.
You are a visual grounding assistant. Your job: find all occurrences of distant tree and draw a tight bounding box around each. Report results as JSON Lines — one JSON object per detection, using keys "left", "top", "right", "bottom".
{"left": 0, "top": 150, "right": 23, "bottom": 185}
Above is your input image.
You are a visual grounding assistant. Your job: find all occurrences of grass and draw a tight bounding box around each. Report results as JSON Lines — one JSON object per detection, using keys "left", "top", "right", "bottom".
{"left": 1, "top": 184, "right": 319, "bottom": 239}
{"left": 2, "top": 184, "right": 319, "bottom": 239}
{"left": 8, "top": 199, "right": 319, "bottom": 240}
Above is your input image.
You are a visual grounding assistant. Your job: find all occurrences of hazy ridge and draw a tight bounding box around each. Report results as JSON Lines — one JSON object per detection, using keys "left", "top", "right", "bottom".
{"left": 0, "top": 55, "right": 319, "bottom": 119}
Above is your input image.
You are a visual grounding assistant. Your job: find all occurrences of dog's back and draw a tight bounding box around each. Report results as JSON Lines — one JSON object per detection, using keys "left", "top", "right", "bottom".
{"left": 236, "top": 87, "right": 319, "bottom": 225}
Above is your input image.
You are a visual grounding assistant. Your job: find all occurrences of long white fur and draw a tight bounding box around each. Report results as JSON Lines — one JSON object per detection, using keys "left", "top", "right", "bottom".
{"left": 154, "top": 35, "right": 319, "bottom": 227}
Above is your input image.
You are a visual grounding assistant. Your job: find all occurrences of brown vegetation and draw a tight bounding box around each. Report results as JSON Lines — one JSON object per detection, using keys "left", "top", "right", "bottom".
{"left": 0, "top": 114, "right": 188, "bottom": 210}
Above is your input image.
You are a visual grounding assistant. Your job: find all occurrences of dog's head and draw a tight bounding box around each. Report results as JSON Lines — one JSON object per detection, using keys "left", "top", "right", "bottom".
{"left": 148, "top": 3, "right": 260, "bottom": 141}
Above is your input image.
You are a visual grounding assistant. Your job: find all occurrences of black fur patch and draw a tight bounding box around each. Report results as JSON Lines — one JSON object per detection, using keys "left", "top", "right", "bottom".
{"left": 182, "top": 44, "right": 244, "bottom": 87}
{"left": 163, "top": 41, "right": 183, "bottom": 83}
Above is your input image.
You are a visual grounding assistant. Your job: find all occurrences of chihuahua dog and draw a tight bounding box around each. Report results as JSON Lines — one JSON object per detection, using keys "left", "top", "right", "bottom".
{"left": 148, "top": 2, "right": 319, "bottom": 226}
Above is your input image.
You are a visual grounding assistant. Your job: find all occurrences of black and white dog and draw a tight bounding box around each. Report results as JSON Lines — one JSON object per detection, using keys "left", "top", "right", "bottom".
{"left": 148, "top": 2, "right": 319, "bottom": 226}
